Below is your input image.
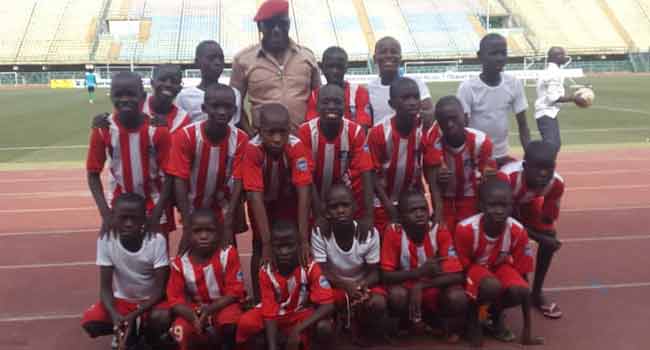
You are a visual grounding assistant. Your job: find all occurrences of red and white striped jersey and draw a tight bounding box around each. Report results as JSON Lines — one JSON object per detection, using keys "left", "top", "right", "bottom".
{"left": 368, "top": 117, "right": 425, "bottom": 204}
{"left": 380, "top": 223, "right": 462, "bottom": 276}
{"left": 305, "top": 81, "right": 372, "bottom": 127}
{"left": 168, "top": 122, "right": 248, "bottom": 212}
{"left": 142, "top": 94, "right": 191, "bottom": 134}
{"left": 454, "top": 213, "right": 533, "bottom": 274}
{"left": 86, "top": 113, "right": 170, "bottom": 212}
{"left": 498, "top": 161, "right": 564, "bottom": 222}
{"left": 423, "top": 127, "right": 495, "bottom": 199}
{"left": 167, "top": 245, "right": 246, "bottom": 307}
{"left": 258, "top": 261, "right": 334, "bottom": 319}
{"left": 297, "top": 118, "right": 372, "bottom": 198}
{"left": 241, "top": 135, "right": 313, "bottom": 202}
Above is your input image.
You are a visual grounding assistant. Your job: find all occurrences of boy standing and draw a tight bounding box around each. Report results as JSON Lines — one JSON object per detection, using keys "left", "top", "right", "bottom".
{"left": 81, "top": 193, "right": 170, "bottom": 348}
{"left": 167, "top": 209, "right": 245, "bottom": 350}
{"left": 236, "top": 220, "right": 335, "bottom": 350}
{"left": 457, "top": 33, "right": 530, "bottom": 167}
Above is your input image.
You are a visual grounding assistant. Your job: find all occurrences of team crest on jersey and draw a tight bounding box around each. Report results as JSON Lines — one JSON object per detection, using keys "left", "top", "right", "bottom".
{"left": 362, "top": 144, "right": 370, "bottom": 152}
{"left": 319, "top": 275, "right": 331, "bottom": 289}
{"left": 296, "top": 158, "right": 308, "bottom": 172}
{"left": 525, "top": 243, "right": 534, "bottom": 257}
{"left": 448, "top": 246, "right": 457, "bottom": 257}
{"left": 236, "top": 270, "right": 244, "bottom": 281}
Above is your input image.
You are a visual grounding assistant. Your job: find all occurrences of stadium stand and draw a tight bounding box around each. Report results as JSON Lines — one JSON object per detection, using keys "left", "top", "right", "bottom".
{"left": 605, "top": 0, "right": 650, "bottom": 50}
{"left": 0, "top": 2, "right": 38, "bottom": 63}
{"left": 176, "top": 0, "right": 220, "bottom": 61}
{"left": 327, "top": 0, "right": 370, "bottom": 59}
{"left": 363, "top": 0, "right": 419, "bottom": 57}
{"left": 291, "top": 0, "right": 338, "bottom": 59}
{"left": 219, "top": 0, "right": 258, "bottom": 59}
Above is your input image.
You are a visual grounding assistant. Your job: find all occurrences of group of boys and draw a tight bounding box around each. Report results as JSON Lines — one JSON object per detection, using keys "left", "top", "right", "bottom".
{"left": 81, "top": 31, "right": 567, "bottom": 350}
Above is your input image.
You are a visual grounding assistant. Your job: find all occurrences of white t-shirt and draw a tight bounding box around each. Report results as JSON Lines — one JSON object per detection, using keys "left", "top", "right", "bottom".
{"left": 176, "top": 85, "right": 242, "bottom": 126}
{"left": 457, "top": 73, "right": 528, "bottom": 158}
{"left": 96, "top": 233, "right": 169, "bottom": 302}
{"left": 311, "top": 222, "right": 380, "bottom": 283}
{"left": 367, "top": 75, "right": 432, "bottom": 126}
{"left": 534, "top": 63, "right": 565, "bottom": 119}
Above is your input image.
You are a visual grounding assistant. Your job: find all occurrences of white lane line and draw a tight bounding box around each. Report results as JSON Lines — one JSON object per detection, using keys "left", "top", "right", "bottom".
{"left": 0, "top": 207, "right": 95, "bottom": 214}
{"left": 562, "top": 169, "right": 650, "bottom": 176}
{"left": 0, "top": 228, "right": 95, "bottom": 238}
{"left": 564, "top": 205, "right": 650, "bottom": 213}
{"left": 0, "top": 177, "right": 82, "bottom": 183}
{"left": 591, "top": 105, "right": 650, "bottom": 116}
{"left": 545, "top": 282, "right": 650, "bottom": 292}
{"left": 562, "top": 235, "right": 650, "bottom": 243}
{"left": 0, "top": 145, "right": 87, "bottom": 151}
{"left": 0, "top": 261, "right": 95, "bottom": 270}
{"left": 567, "top": 184, "right": 650, "bottom": 191}
{"left": 0, "top": 313, "right": 82, "bottom": 323}
{"left": 0, "top": 191, "right": 90, "bottom": 198}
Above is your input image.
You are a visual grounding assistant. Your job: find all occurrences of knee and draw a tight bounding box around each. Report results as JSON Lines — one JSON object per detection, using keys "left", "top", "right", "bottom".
{"left": 477, "top": 277, "right": 502, "bottom": 304}
{"left": 387, "top": 286, "right": 409, "bottom": 314}
{"left": 505, "top": 286, "right": 530, "bottom": 305}
{"left": 82, "top": 321, "right": 112, "bottom": 338}
{"left": 367, "top": 294, "right": 388, "bottom": 316}
{"left": 443, "top": 288, "right": 469, "bottom": 315}
{"left": 314, "top": 319, "right": 335, "bottom": 342}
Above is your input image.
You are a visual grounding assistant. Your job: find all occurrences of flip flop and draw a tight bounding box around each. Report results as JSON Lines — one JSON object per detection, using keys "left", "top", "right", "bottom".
{"left": 537, "top": 302, "right": 563, "bottom": 319}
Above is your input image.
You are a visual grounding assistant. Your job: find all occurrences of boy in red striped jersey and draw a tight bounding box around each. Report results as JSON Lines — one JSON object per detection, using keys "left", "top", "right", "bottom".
{"left": 87, "top": 72, "right": 173, "bottom": 235}
{"left": 168, "top": 83, "right": 249, "bottom": 253}
{"left": 424, "top": 96, "right": 496, "bottom": 232}
{"left": 380, "top": 189, "right": 467, "bottom": 342}
{"left": 167, "top": 209, "right": 245, "bottom": 350}
{"left": 297, "top": 84, "right": 374, "bottom": 237}
{"left": 367, "top": 77, "right": 426, "bottom": 235}
{"left": 236, "top": 220, "right": 335, "bottom": 350}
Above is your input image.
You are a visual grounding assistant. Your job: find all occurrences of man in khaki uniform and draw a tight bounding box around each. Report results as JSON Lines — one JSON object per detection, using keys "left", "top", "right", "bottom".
{"left": 230, "top": 0, "right": 321, "bottom": 133}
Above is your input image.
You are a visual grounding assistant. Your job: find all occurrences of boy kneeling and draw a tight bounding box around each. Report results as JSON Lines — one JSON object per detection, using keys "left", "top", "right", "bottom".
{"left": 236, "top": 221, "right": 335, "bottom": 350}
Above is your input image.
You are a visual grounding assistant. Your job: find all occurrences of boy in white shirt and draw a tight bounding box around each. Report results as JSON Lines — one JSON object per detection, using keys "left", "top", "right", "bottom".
{"left": 457, "top": 33, "right": 530, "bottom": 168}
{"left": 311, "top": 184, "right": 387, "bottom": 346}
{"left": 81, "top": 193, "right": 171, "bottom": 349}
{"left": 535, "top": 47, "right": 585, "bottom": 151}
{"left": 367, "top": 36, "right": 434, "bottom": 128}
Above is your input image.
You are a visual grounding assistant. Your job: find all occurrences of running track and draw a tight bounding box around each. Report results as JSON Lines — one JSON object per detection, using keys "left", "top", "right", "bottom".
{"left": 1, "top": 148, "right": 649, "bottom": 350}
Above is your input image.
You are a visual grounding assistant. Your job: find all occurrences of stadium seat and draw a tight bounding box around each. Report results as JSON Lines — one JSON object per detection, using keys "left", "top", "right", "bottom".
{"left": 605, "top": 0, "right": 650, "bottom": 49}
{"left": 291, "top": 0, "right": 338, "bottom": 59}
{"left": 0, "top": 1, "right": 37, "bottom": 63}
{"left": 328, "top": 0, "right": 370, "bottom": 60}
{"left": 363, "top": 0, "right": 419, "bottom": 57}
{"left": 176, "top": 0, "right": 220, "bottom": 61}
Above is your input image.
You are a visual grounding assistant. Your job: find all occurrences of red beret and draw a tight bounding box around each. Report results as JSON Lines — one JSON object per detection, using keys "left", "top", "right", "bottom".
{"left": 254, "top": 0, "right": 289, "bottom": 22}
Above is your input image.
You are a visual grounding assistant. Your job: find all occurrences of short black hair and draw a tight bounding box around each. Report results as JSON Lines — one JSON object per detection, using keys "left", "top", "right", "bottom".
{"left": 195, "top": 40, "right": 222, "bottom": 59}
{"left": 479, "top": 33, "right": 506, "bottom": 52}
{"left": 153, "top": 64, "right": 182, "bottom": 80}
{"left": 398, "top": 188, "right": 427, "bottom": 213}
{"left": 113, "top": 192, "right": 146, "bottom": 212}
{"left": 524, "top": 140, "right": 558, "bottom": 166}
{"left": 259, "top": 102, "right": 290, "bottom": 125}
{"left": 325, "top": 183, "right": 354, "bottom": 203}
{"left": 111, "top": 71, "right": 144, "bottom": 90}
{"left": 374, "top": 36, "right": 401, "bottom": 54}
{"left": 479, "top": 177, "right": 512, "bottom": 202}
{"left": 322, "top": 46, "right": 348, "bottom": 62}
{"left": 271, "top": 219, "right": 298, "bottom": 238}
{"left": 317, "top": 83, "right": 345, "bottom": 103}
{"left": 190, "top": 208, "right": 218, "bottom": 225}
{"left": 389, "top": 77, "right": 418, "bottom": 100}
{"left": 435, "top": 95, "right": 463, "bottom": 115}
{"left": 205, "top": 82, "right": 236, "bottom": 101}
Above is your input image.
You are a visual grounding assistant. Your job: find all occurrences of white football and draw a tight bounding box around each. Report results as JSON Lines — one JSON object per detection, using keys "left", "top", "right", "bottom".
{"left": 574, "top": 87, "right": 595, "bottom": 108}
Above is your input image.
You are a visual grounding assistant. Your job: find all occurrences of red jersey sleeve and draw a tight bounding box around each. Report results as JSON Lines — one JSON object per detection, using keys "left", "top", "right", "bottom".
{"left": 308, "top": 263, "right": 334, "bottom": 305}
{"left": 167, "top": 130, "right": 193, "bottom": 180}
{"left": 349, "top": 126, "right": 373, "bottom": 175}
{"left": 477, "top": 136, "right": 496, "bottom": 172}
{"left": 511, "top": 226, "right": 534, "bottom": 275}
{"left": 422, "top": 126, "right": 443, "bottom": 168}
{"left": 436, "top": 227, "right": 463, "bottom": 273}
{"left": 86, "top": 128, "right": 108, "bottom": 173}
{"left": 231, "top": 132, "right": 249, "bottom": 181}
{"left": 259, "top": 269, "right": 280, "bottom": 320}
{"left": 296, "top": 124, "right": 312, "bottom": 151}
{"left": 223, "top": 247, "right": 246, "bottom": 299}
{"left": 166, "top": 259, "right": 189, "bottom": 308}
{"left": 367, "top": 126, "right": 386, "bottom": 171}
{"left": 288, "top": 142, "right": 313, "bottom": 187}
{"left": 154, "top": 127, "right": 172, "bottom": 173}
{"left": 453, "top": 222, "right": 475, "bottom": 269}
{"left": 305, "top": 90, "right": 319, "bottom": 121}
{"left": 380, "top": 225, "right": 402, "bottom": 272}
{"left": 354, "top": 86, "right": 372, "bottom": 128}
{"left": 241, "top": 143, "right": 265, "bottom": 192}
{"left": 542, "top": 178, "right": 564, "bottom": 225}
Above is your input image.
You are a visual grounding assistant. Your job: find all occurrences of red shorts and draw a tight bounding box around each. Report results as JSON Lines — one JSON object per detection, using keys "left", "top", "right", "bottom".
{"left": 80, "top": 298, "right": 170, "bottom": 330}
{"left": 465, "top": 264, "right": 529, "bottom": 300}
{"left": 170, "top": 303, "right": 242, "bottom": 350}
{"left": 236, "top": 308, "right": 323, "bottom": 349}
{"left": 517, "top": 197, "right": 555, "bottom": 232}
{"left": 442, "top": 197, "right": 478, "bottom": 233}
{"left": 373, "top": 206, "right": 390, "bottom": 238}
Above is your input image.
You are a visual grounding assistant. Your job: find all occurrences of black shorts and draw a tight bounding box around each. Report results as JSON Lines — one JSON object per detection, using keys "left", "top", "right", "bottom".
{"left": 87, "top": 86, "right": 95, "bottom": 93}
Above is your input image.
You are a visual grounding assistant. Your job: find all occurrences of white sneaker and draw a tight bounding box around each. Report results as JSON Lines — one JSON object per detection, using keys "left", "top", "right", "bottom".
{"left": 111, "top": 335, "right": 118, "bottom": 349}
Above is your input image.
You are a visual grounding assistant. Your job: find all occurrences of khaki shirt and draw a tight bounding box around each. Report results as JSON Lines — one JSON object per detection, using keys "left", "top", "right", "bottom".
{"left": 230, "top": 40, "right": 321, "bottom": 130}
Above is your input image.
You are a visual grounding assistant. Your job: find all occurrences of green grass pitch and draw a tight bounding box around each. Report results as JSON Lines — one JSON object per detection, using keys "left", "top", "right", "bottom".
{"left": 0, "top": 75, "right": 648, "bottom": 166}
